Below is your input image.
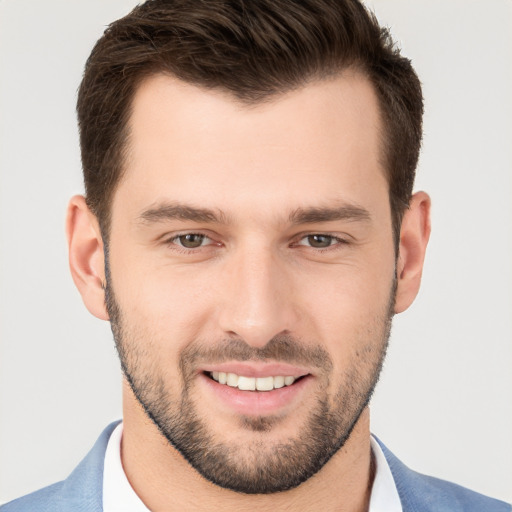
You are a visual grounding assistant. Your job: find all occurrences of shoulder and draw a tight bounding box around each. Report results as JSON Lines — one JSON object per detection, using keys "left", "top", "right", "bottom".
{"left": 375, "top": 437, "right": 511, "bottom": 512}
{"left": 0, "top": 482, "right": 65, "bottom": 512}
{"left": 0, "top": 421, "right": 120, "bottom": 512}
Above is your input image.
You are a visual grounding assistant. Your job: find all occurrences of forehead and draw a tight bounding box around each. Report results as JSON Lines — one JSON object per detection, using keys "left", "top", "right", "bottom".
{"left": 115, "top": 71, "right": 387, "bottom": 222}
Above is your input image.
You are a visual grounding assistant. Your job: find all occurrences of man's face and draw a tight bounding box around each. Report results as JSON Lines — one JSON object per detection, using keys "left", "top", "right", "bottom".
{"left": 106, "top": 72, "right": 397, "bottom": 493}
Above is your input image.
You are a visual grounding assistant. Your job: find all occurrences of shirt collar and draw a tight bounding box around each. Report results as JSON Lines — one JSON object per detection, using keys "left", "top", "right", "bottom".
{"left": 103, "top": 422, "right": 149, "bottom": 512}
{"left": 369, "top": 434, "right": 403, "bottom": 511}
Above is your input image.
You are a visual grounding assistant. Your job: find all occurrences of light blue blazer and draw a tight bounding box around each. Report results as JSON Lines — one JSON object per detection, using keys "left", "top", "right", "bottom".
{"left": 2, "top": 421, "right": 510, "bottom": 511}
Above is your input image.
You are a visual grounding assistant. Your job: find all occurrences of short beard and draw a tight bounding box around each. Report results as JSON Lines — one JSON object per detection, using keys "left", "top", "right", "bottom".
{"left": 105, "top": 257, "right": 395, "bottom": 494}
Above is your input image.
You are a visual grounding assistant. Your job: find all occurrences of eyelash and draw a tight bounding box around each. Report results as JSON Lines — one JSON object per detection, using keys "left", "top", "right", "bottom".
{"left": 164, "top": 232, "right": 350, "bottom": 254}
{"left": 293, "top": 233, "right": 350, "bottom": 251}
{"left": 164, "top": 233, "right": 216, "bottom": 253}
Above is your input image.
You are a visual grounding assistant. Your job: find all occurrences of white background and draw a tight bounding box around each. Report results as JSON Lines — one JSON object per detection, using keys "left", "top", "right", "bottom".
{"left": 0, "top": 0, "right": 511, "bottom": 505}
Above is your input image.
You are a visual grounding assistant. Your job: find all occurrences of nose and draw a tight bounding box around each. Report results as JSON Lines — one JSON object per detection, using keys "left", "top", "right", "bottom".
{"left": 217, "top": 243, "right": 298, "bottom": 348}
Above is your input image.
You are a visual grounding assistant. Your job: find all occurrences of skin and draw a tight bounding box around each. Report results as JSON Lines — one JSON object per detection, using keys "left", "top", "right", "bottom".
{"left": 67, "top": 71, "right": 430, "bottom": 511}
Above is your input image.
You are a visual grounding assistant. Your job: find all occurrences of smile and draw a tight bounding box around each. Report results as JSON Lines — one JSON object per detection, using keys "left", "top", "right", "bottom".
{"left": 209, "top": 371, "right": 297, "bottom": 391}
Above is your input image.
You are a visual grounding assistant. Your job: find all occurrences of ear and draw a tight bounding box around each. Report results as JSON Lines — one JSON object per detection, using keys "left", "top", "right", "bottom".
{"left": 66, "top": 195, "right": 109, "bottom": 320}
{"left": 394, "top": 191, "right": 431, "bottom": 314}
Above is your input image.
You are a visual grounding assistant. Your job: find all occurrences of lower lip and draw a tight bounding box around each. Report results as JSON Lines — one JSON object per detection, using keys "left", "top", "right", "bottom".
{"left": 199, "top": 373, "right": 312, "bottom": 416}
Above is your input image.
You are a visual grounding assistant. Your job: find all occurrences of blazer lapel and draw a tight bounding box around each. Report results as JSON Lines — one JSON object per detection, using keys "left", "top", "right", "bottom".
{"left": 55, "top": 421, "right": 121, "bottom": 512}
{"left": 374, "top": 436, "right": 510, "bottom": 512}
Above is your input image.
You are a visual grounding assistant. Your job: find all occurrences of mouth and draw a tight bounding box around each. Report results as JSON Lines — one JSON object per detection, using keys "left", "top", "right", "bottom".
{"left": 199, "top": 365, "right": 312, "bottom": 416}
{"left": 205, "top": 371, "right": 306, "bottom": 391}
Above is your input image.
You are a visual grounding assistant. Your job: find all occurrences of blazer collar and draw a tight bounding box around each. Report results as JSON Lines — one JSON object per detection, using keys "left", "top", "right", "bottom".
{"left": 374, "top": 436, "right": 509, "bottom": 512}
{"left": 57, "top": 420, "right": 121, "bottom": 512}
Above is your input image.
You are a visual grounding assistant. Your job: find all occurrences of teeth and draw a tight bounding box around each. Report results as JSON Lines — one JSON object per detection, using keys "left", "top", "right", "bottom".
{"left": 238, "top": 376, "right": 256, "bottom": 390}
{"left": 226, "top": 373, "right": 239, "bottom": 387}
{"left": 256, "top": 376, "right": 274, "bottom": 391}
{"left": 210, "top": 372, "right": 297, "bottom": 391}
{"left": 273, "top": 376, "right": 285, "bottom": 389}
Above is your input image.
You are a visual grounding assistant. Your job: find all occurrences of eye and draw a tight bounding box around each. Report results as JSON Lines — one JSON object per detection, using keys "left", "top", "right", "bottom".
{"left": 172, "top": 233, "right": 211, "bottom": 249}
{"left": 297, "top": 234, "right": 345, "bottom": 248}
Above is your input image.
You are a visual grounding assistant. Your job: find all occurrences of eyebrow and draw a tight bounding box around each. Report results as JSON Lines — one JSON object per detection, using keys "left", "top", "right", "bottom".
{"left": 137, "top": 201, "right": 371, "bottom": 226}
{"left": 138, "top": 203, "right": 227, "bottom": 224}
{"left": 288, "top": 204, "right": 371, "bottom": 225}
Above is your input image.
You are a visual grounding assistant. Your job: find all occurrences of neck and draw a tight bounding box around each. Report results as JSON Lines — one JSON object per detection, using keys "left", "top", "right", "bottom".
{"left": 121, "top": 382, "right": 374, "bottom": 512}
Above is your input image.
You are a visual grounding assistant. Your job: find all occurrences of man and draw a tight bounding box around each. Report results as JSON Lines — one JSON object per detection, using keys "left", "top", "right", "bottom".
{"left": 1, "top": 0, "right": 510, "bottom": 510}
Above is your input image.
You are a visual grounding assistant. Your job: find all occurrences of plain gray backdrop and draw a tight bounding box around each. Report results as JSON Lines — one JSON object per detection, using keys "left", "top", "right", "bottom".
{"left": 0, "top": 0, "right": 511, "bottom": 505}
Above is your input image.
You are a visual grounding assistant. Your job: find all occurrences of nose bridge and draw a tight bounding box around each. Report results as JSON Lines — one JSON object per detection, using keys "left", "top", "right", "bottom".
{"left": 218, "top": 240, "right": 295, "bottom": 347}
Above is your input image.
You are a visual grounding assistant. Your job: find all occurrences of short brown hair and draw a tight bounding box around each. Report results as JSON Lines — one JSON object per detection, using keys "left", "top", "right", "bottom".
{"left": 77, "top": 0, "right": 423, "bottom": 245}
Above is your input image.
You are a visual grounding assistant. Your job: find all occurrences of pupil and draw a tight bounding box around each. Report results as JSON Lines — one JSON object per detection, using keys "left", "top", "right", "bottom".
{"left": 180, "top": 234, "right": 204, "bottom": 248}
{"left": 308, "top": 235, "right": 331, "bottom": 248}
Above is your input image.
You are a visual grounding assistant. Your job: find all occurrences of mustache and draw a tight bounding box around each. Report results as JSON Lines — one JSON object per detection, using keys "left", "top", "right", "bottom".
{"left": 179, "top": 334, "right": 333, "bottom": 373}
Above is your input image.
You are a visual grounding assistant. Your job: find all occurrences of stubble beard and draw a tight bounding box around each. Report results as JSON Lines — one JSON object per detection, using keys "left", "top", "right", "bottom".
{"left": 105, "top": 267, "right": 395, "bottom": 494}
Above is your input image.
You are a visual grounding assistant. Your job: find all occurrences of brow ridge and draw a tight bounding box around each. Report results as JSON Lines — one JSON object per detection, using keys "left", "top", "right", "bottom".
{"left": 138, "top": 203, "right": 226, "bottom": 224}
{"left": 137, "top": 201, "right": 371, "bottom": 226}
{"left": 288, "top": 204, "right": 371, "bottom": 225}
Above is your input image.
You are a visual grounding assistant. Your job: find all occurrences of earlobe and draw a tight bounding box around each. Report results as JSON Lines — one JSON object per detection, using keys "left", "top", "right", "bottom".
{"left": 66, "top": 195, "right": 109, "bottom": 320}
{"left": 394, "top": 191, "right": 431, "bottom": 314}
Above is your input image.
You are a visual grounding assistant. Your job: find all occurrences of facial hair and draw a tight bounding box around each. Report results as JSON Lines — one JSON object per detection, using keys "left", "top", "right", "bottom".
{"left": 105, "top": 260, "right": 395, "bottom": 494}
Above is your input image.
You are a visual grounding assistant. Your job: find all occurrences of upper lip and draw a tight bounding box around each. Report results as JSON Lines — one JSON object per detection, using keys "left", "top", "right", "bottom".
{"left": 200, "top": 362, "right": 311, "bottom": 378}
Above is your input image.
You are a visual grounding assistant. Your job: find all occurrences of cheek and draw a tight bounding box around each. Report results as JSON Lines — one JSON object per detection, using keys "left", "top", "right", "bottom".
{"left": 110, "top": 254, "right": 220, "bottom": 346}
{"left": 298, "top": 258, "right": 395, "bottom": 317}
{"left": 295, "top": 264, "right": 394, "bottom": 360}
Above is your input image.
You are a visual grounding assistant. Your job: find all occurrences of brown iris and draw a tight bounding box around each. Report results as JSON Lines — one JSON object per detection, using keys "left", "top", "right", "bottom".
{"left": 306, "top": 234, "right": 334, "bottom": 248}
{"left": 178, "top": 234, "right": 205, "bottom": 248}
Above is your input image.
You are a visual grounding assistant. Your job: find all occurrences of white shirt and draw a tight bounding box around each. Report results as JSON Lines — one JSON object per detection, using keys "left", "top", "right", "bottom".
{"left": 369, "top": 435, "right": 403, "bottom": 511}
{"left": 103, "top": 423, "right": 402, "bottom": 511}
{"left": 103, "top": 423, "right": 149, "bottom": 512}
